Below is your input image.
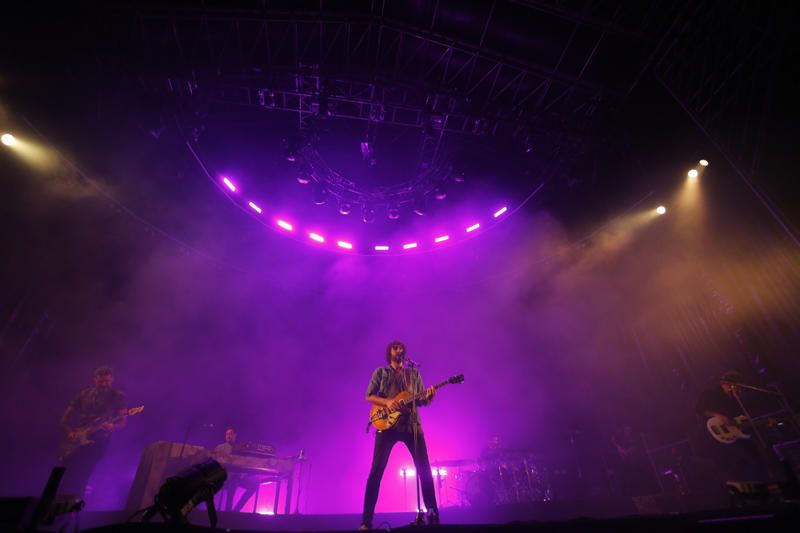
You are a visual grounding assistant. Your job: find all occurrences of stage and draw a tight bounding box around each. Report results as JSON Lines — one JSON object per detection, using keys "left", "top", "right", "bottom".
{"left": 65, "top": 502, "right": 800, "bottom": 533}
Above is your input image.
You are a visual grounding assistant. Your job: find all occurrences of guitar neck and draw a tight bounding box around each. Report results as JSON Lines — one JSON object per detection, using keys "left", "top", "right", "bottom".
{"left": 407, "top": 379, "right": 452, "bottom": 403}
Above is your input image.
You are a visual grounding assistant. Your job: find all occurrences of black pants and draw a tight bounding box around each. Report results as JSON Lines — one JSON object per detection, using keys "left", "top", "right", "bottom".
{"left": 219, "top": 474, "right": 260, "bottom": 512}
{"left": 60, "top": 440, "right": 108, "bottom": 498}
{"left": 362, "top": 428, "right": 437, "bottom": 526}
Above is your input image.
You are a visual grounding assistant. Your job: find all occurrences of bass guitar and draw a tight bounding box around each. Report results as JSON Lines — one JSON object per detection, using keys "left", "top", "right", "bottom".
{"left": 369, "top": 375, "right": 463, "bottom": 431}
{"left": 706, "top": 415, "right": 751, "bottom": 445}
{"left": 59, "top": 405, "right": 144, "bottom": 460}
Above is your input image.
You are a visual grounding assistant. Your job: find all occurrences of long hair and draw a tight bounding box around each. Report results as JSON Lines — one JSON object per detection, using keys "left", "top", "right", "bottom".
{"left": 385, "top": 340, "right": 407, "bottom": 364}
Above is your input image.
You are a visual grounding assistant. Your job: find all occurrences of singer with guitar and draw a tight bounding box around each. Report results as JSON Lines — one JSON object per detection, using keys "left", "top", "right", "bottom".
{"left": 361, "top": 341, "right": 440, "bottom": 530}
{"left": 59, "top": 365, "right": 127, "bottom": 498}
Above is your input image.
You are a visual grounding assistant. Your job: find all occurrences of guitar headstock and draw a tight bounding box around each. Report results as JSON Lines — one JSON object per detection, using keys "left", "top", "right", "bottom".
{"left": 128, "top": 406, "right": 145, "bottom": 416}
{"left": 448, "top": 374, "right": 465, "bottom": 385}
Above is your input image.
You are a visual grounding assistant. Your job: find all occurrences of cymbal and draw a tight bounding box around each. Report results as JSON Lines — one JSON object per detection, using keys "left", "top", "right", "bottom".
{"left": 431, "top": 458, "right": 477, "bottom": 467}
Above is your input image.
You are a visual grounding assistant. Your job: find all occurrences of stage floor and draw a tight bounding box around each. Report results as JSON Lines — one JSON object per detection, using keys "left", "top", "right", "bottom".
{"left": 73, "top": 502, "right": 800, "bottom": 532}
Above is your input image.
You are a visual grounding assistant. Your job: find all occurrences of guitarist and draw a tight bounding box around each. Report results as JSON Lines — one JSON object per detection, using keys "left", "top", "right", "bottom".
{"left": 360, "top": 341, "right": 438, "bottom": 530}
{"left": 59, "top": 365, "right": 127, "bottom": 498}
{"left": 695, "top": 371, "right": 765, "bottom": 482}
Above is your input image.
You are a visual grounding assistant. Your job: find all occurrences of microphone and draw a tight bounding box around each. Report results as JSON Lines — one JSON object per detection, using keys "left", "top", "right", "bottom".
{"left": 405, "top": 357, "right": 421, "bottom": 368}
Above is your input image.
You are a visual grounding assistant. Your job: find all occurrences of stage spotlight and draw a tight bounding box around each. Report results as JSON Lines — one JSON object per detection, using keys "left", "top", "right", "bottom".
{"left": 688, "top": 169, "right": 698, "bottom": 179}
{"left": 338, "top": 200, "right": 353, "bottom": 216}
{"left": 296, "top": 175, "right": 311, "bottom": 185}
{"left": 142, "top": 459, "right": 227, "bottom": 527}
{"left": 412, "top": 196, "right": 427, "bottom": 216}
{"left": 374, "top": 245, "right": 389, "bottom": 251}
{"left": 1, "top": 133, "right": 17, "bottom": 146}
{"left": 466, "top": 223, "right": 480, "bottom": 233}
{"left": 387, "top": 204, "right": 400, "bottom": 220}
{"left": 222, "top": 177, "right": 237, "bottom": 192}
{"left": 433, "top": 185, "right": 447, "bottom": 200}
{"left": 337, "top": 240, "right": 353, "bottom": 250}
{"left": 699, "top": 159, "right": 709, "bottom": 167}
{"left": 493, "top": 206, "right": 508, "bottom": 218}
{"left": 362, "top": 204, "right": 376, "bottom": 224}
{"left": 656, "top": 206, "right": 667, "bottom": 215}
{"left": 313, "top": 184, "right": 328, "bottom": 205}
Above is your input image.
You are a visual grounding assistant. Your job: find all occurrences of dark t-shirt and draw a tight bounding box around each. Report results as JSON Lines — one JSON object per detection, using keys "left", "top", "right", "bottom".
{"left": 69, "top": 387, "right": 127, "bottom": 427}
{"left": 695, "top": 387, "right": 741, "bottom": 419}
{"left": 366, "top": 366, "right": 427, "bottom": 432}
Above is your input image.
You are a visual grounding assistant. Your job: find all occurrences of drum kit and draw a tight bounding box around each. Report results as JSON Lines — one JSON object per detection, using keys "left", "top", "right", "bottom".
{"left": 433, "top": 449, "right": 553, "bottom": 507}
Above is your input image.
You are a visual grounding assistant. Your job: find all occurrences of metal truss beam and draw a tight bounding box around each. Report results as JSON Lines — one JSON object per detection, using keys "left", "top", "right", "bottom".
{"left": 119, "top": 7, "right": 611, "bottom": 120}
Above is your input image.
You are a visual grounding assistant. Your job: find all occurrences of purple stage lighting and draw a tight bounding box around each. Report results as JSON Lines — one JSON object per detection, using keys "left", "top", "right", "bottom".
{"left": 399, "top": 468, "right": 415, "bottom": 477}
{"left": 222, "top": 177, "right": 237, "bottom": 192}
{"left": 209, "top": 170, "right": 519, "bottom": 254}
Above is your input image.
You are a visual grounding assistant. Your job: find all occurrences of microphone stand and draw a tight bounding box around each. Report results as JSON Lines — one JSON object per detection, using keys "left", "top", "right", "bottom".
{"left": 406, "top": 361, "right": 425, "bottom": 526}
{"left": 721, "top": 380, "right": 789, "bottom": 482}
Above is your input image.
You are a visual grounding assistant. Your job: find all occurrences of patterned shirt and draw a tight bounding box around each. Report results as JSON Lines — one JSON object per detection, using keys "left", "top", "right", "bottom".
{"left": 68, "top": 387, "right": 126, "bottom": 427}
{"left": 366, "top": 366, "right": 428, "bottom": 432}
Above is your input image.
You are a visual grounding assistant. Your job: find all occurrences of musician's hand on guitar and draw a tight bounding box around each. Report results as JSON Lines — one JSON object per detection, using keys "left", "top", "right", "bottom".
{"left": 425, "top": 386, "right": 436, "bottom": 400}
{"left": 387, "top": 399, "right": 401, "bottom": 412}
{"left": 101, "top": 422, "right": 115, "bottom": 432}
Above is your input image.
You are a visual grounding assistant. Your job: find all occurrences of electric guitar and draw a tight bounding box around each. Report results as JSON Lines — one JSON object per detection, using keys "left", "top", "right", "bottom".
{"left": 706, "top": 415, "right": 751, "bottom": 445}
{"left": 369, "top": 375, "right": 464, "bottom": 431}
{"left": 59, "top": 405, "right": 144, "bottom": 460}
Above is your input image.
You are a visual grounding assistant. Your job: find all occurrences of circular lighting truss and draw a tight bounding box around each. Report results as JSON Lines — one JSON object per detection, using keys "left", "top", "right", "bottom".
{"left": 178, "top": 81, "right": 550, "bottom": 256}
{"left": 209, "top": 165, "right": 522, "bottom": 256}
{"left": 171, "top": 63, "right": 583, "bottom": 256}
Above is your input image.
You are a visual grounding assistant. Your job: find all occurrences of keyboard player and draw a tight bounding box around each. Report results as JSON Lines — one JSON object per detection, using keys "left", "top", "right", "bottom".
{"left": 212, "top": 427, "right": 260, "bottom": 512}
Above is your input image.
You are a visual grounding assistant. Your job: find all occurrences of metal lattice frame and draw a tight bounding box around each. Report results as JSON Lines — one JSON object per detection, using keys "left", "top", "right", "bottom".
{"left": 88, "top": 1, "right": 683, "bottom": 214}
